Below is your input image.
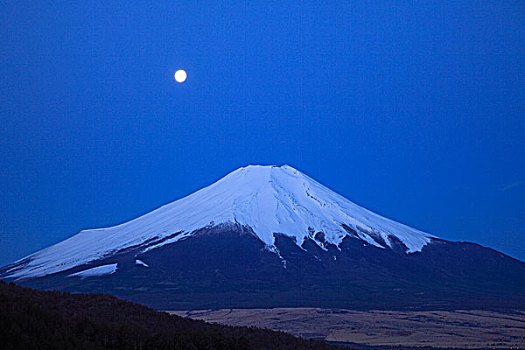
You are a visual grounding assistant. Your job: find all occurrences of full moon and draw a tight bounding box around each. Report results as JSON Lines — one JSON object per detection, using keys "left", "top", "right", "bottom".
{"left": 174, "top": 70, "right": 187, "bottom": 83}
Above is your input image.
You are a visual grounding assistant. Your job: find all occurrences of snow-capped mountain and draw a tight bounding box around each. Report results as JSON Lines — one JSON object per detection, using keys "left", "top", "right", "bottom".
{"left": 1, "top": 165, "right": 524, "bottom": 310}
{"left": 3, "top": 165, "right": 432, "bottom": 280}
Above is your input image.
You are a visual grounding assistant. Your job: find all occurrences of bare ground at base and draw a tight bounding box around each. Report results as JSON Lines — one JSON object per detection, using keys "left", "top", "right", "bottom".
{"left": 169, "top": 308, "right": 525, "bottom": 349}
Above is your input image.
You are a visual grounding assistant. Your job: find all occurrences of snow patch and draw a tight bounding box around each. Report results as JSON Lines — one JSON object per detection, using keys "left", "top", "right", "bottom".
{"left": 135, "top": 259, "right": 149, "bottom": 267}
{"left": 67, "top": 264, "right": 117, "bottom": 279}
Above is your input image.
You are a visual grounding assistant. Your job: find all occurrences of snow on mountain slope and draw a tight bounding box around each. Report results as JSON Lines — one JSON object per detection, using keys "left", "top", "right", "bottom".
{"left": 67, "top": 263, "right": 118, "bottom": 279}
{"left": 4, "top": 165, "right": 434, "bottom": 279}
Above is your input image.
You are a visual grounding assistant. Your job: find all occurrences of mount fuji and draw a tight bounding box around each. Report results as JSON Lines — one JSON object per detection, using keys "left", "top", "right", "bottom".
{"left": 1, "top": 165, "right": 524, "bottom": 310}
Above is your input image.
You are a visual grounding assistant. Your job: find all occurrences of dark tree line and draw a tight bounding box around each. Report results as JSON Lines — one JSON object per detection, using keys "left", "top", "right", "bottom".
{"left": 0, "top": 281, "right": 341, "bottom": 350}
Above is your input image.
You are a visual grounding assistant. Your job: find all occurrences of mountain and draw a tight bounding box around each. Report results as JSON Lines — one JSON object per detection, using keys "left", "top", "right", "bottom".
{"left": 1, "top": 165, "right": 524, "bottom": 310}
{"left": 2, "top": 165, "right": 433, "bottom": 280}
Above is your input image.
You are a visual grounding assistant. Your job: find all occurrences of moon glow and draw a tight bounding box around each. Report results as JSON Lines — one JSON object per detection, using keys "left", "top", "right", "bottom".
{"left": 174, "top": 70, "right": 187, "bottom": 83}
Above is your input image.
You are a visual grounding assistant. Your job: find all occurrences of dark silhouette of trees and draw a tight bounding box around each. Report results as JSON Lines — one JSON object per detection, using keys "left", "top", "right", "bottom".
{"left": 0, "top": 281, "right": 340, "bottom": 350}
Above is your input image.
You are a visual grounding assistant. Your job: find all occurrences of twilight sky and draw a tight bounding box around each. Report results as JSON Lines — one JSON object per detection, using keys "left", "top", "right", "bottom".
{"left": 1, "top": 1, "right": 524, "bottom": 267}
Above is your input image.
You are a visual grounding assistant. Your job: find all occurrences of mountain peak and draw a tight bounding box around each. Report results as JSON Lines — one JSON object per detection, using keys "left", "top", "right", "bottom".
{"left": 219, "top": 164, "right": 302, "bottom": 188}
{"left": 211, "top": 164, "right": 433, "bottom": 249}
{"left": 4, "top": 165, "right": 434, "bottom": 279}
{"left": 228, "top": 164, "right": 298, "bottom": 176}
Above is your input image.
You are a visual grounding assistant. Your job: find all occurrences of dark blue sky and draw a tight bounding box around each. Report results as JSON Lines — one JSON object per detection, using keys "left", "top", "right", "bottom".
{"left": 1, "top": 1, "right": 524, "bottom": 266}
